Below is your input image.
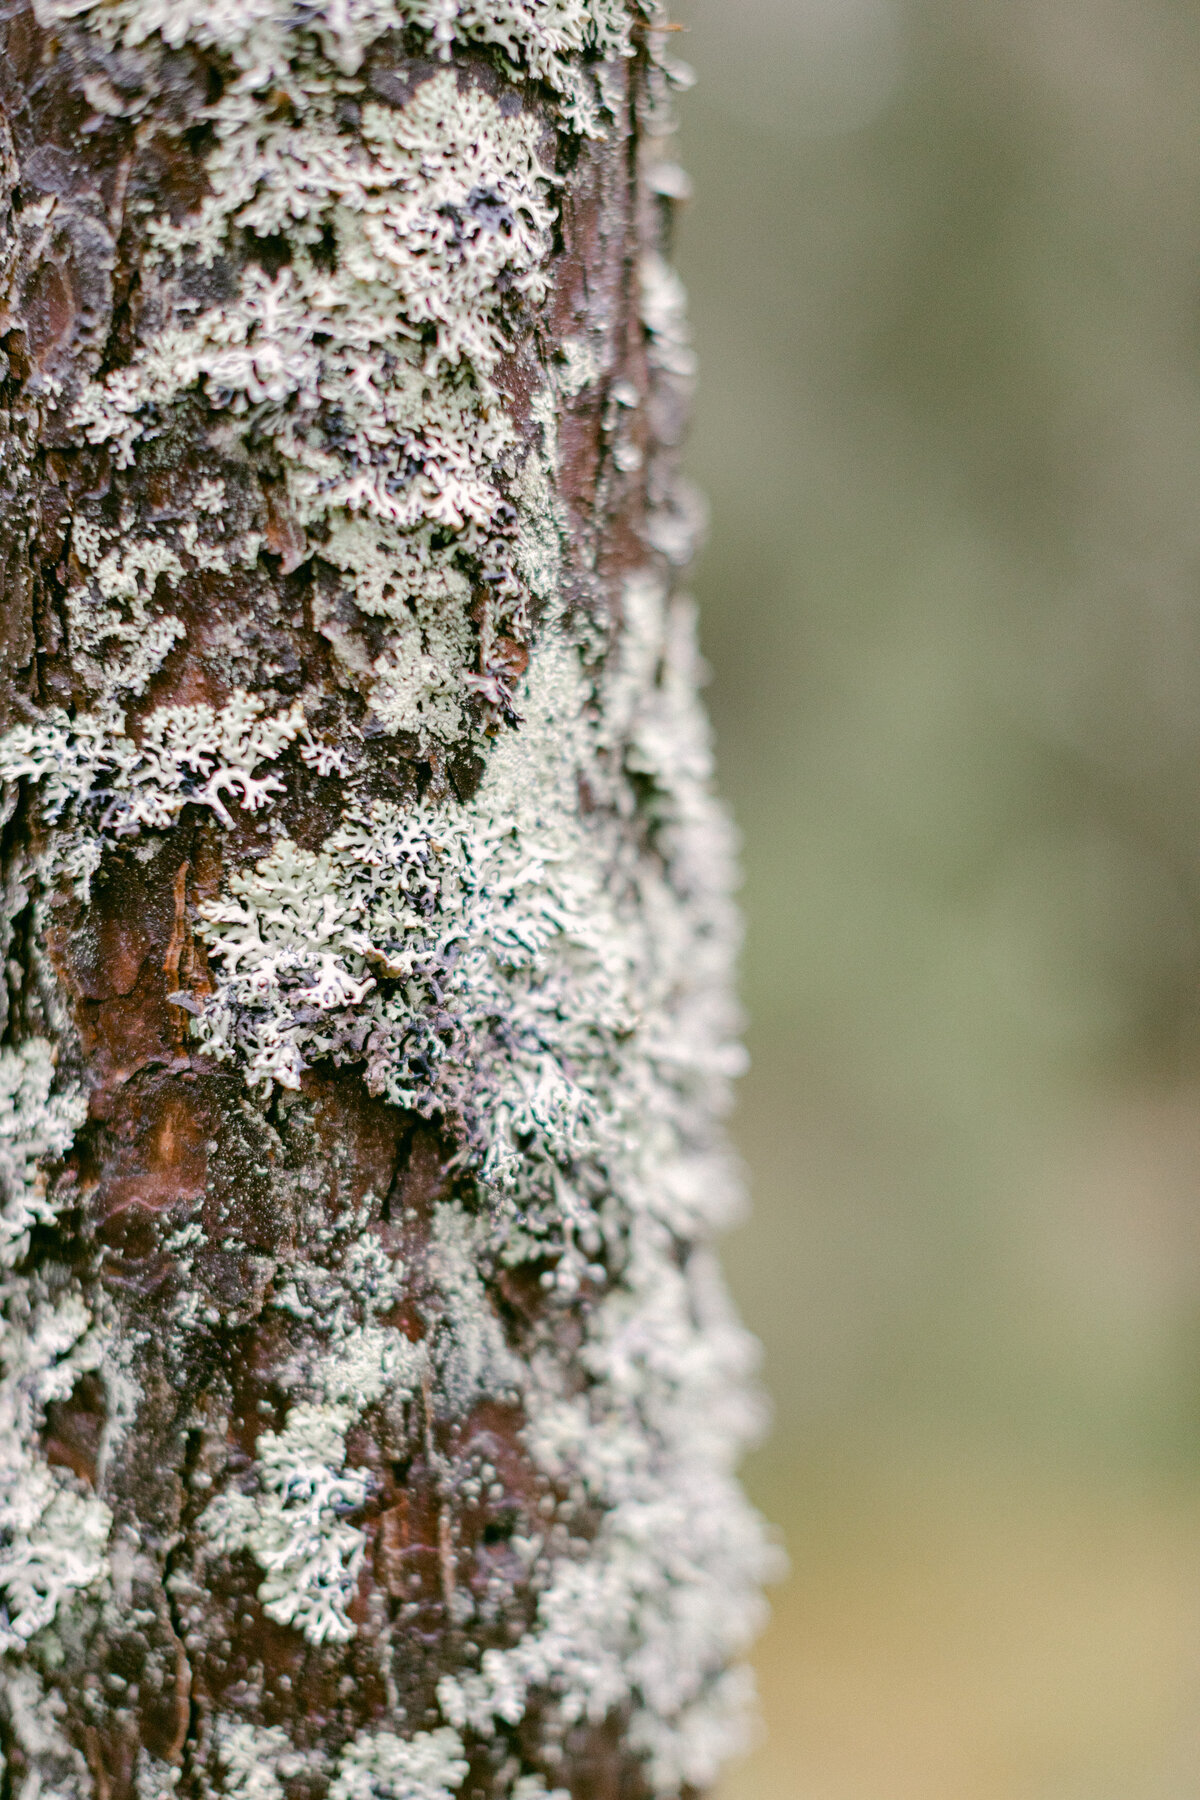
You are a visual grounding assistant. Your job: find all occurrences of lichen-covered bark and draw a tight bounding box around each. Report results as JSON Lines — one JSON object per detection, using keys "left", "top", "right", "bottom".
{"left": 0, "top": 7, "right": 769, "bottom": 1800}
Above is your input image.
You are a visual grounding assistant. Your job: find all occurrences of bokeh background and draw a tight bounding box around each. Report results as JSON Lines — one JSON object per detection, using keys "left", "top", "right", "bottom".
{"left": 671, "top": 3, "right": 1200, "bottom": 1795}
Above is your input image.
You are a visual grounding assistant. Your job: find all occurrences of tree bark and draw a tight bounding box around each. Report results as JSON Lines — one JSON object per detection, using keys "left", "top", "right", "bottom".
{"left": 0, "top": 6, "right": 768, "bottom": 1800}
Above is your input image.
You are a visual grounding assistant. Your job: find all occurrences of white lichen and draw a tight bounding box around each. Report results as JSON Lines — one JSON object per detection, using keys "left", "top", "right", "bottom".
{"left": 4, "top": 0, "right": 637, "bottom": 807}
{"left": 0, "top": 1047, "right": 109, "bottom": 1653}
{"left": 203, "top": 1402, "right": 373, "bottom": 1646}
{"left": 201, "top": 1237, "right": 423, "bottom": 1645}
{"left": 214, "top": 1726, "right": 283, "bottom": 1800}
{"left": 329, "top": 1727, "right": 469, "bottom": 1800}
{"left": 65, "top": 526, "right": 186, "bottom": 708}
{"left": 214, "top": 1720, "right": 312, "bottom": 1800}
{"left": 0, "top": 1288, "right": 112, "bottom": 1649}
{"left": 325, "top": 523, "right": 477, "bottom": 742}
{"left": 194, "top": 575, "right": 771, "bottom": 1787}
{"left": 34, "top": 0, "right": 639, "bottom": 135}
{"left": 0, "top": 1666, "right": 92, "bottom": 1800}
{"left": 0, "top": 693, "right": 306, "bottom": 893}
{"left": 0, "top": 6, "right": 769, "bottom": 1794}
{"left": 135, "top": 1749, "right": 183, "bottom": 1800}
{"left": 32, "top": 44, "right": 569, "bottom": 757}
{"left": 0, "top": 1042, "right": 87, "bottom": 1270}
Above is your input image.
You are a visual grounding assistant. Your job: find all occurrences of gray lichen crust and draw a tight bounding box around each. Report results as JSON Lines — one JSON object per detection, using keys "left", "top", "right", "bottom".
{"left": 0, "top": 3, "right": 771, "bottom": 1797}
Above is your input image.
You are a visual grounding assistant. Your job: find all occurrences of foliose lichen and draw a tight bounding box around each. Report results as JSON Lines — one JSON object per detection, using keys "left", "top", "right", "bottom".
{"left": 199, "top": 1234, "right": 425, "bottom": 1645}
{"left": 0, "top": 1282, "right": 112, "bottom": 1650}
{"left": 0, "top": 1, "right": 772, "bottom": 1795}
{"left": 329, "top": 1726, "right": 469, "bottom": 1800}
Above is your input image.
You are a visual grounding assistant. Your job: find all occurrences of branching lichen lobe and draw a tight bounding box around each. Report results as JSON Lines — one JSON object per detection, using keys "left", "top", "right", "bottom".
{"left": 0, "top": 5, "right": 771, "bottom": 1798}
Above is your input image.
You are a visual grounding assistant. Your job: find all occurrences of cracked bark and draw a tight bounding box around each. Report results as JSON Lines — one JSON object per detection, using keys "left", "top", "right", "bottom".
{"left": 0, "top": 8, "right": 749, "bottom": 1800}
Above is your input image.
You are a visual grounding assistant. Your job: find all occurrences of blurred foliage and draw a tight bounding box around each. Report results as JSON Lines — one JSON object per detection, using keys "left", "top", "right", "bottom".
{"left": 671, "top": 2, "right": 1200, "bottom": 1792}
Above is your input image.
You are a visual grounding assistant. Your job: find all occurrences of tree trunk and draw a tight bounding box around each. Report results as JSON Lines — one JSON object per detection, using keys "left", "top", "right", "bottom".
{"left": 0, "top": 6, "right": 768, "bottom": 1800}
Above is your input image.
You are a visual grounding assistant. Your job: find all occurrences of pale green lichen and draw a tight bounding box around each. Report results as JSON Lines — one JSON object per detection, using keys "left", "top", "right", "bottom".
{"left": 64, "top": 522, "right": 186, "bottom": 707}
{"left": 0, "top": 693, "right": 306, "bottom": 898}
{"left": 206, "top": 1722, "right": 471, "bottom": 1800}
{"left": 73, "top": 72, "right": 552, "bottom": 457}
{"left": 191, "top": 793, "right": 631, "bottom": 1174}
{"left": 135, "top": 1748, "right": 184, "bottom": 1800}
{"left": 214, "top": 1721, "right": 296, "bottom": 1800}
{"left": 4, "top": 1, "right": 633, "bottom": 797}
{"left": 63, "top": 501, "right": 260, "bottom": 713}
{"left": 34, "top": 0, "right": 641, "bottom": 136}
{"left": 202, "top": 1403, "right": 374, "bottom": 1645}
{"left": 409, "top": 587, "right": 767, "bottom": 1791}
{"left": 0, "top": 1042, "right": 87, "bottom": 1270}
{"left": 199, "top": 1229, "right": 424, "bottom": 1644}
{"left": 0, "top": 3, "right": 769, "bottom": 1792}
{"left": 53, "top": 56, "right": 563, "bottom": 753}
{"left": 0, "top": 1287, "right": 112, "bottom": 1650}
{"left": 1, "top": 1666, "right": 92, "bottom": 1800}
{"left": 329, "top": 1727, "right": 469, "bottom": 1800}
{"left": 195, "top": 578, "right": 771, "bottom": 1788}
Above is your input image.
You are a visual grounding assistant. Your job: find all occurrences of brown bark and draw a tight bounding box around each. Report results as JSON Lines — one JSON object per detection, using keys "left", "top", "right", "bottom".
{"left": 0, "top": 8, "right": 763, "bottom": 1800}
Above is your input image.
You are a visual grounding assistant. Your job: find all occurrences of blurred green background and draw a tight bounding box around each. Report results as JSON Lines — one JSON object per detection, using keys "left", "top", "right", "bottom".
{"left": 672, "top": 3, "right": 1200, "bottom": 1795}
